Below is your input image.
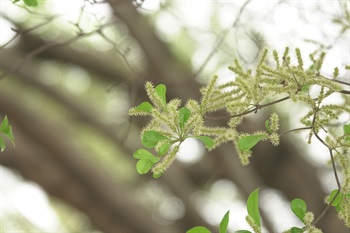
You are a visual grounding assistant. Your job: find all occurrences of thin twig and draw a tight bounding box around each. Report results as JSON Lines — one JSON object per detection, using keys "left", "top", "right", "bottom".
{"left": 0, "top": 18, "right": 117, "bottom": 80}
{"left": 282, "top": 56, "right": 301, "bottom": 90}
{"left": 314, "top": 149, "right": 341, "bottom": 225}
{"left": 192, "top": 0, "right": 253, "bottom": 79}
{"left": 281, "top": 127, "right": 311, "bottom": 136}
{"left": 206, "top": 95, "right": 290, "bottom": 120}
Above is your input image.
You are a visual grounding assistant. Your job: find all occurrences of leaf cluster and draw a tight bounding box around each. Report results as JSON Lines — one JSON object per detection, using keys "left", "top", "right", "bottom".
{"left": 129, "top": 48, "right": 350, "bottom": 229}
{"left": 129, "top": 82, "right": 214, "bottom": 178}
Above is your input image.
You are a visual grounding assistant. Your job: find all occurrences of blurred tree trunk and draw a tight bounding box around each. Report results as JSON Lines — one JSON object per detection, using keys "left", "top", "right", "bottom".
{"left": 0, "top": 1, "right": 347, "bottom": 232}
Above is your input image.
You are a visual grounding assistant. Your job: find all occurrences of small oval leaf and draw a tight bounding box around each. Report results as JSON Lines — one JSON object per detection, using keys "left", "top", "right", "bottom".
{"left": 0, "top": 116, "right": 9, "bottom": 131}
{"left": 186, "top": 226, "right": 211, "bottom": 233}
{"left": 23, "top": 0, "right": 38, "bottom": 7}
{"left": 179, "top": 107, "right": 191, "bottom": 129}
{"left": 153, "top": 172, "right": 162, "bottom": 179}
{"left": 193, "top": 136, "right": 214, "bottom": 149}
{"left": 134, "top": 102, "right": 153, "bottom": 113}
{"left": 238, "top": 135, "right": 267, "bottom": 151}
{"left": 155, "top": 84, "right": 167, "bottom": 105}
{"left": 290, "top": 198, "right": 307, "bottom": 223}
{"left": 158, "top": 142, "right": 171, "bottom": 156}
{"left": 265, "top": 119, "right": 272, "bottom": 133}
{"left": 247, "top": 188, "right": 261, "bottom": 227}
{"left": 290, "top": 227, "right": 304, "bottom": 233}
{"left": 142, "top": 131, "right": 167, "bottom": 148}
{"left": 133, "top": 149, "right": 158, "bottom": 162}
{"left": 136, "top": 160, "right": 154, "bottom": 174}
{"left": 344, "top": 124, "right": 350, "bottom": 134}
{"left": 327, "top": 189, "right": 342, "bottom": 212}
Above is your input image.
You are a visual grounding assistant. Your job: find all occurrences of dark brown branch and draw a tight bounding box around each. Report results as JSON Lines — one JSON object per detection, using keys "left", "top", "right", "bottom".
{"left": 340, "top": 89, "right": 350, "bottom": 95}
{"left": 0, "top": 17, "right": 54, "bottom": 50}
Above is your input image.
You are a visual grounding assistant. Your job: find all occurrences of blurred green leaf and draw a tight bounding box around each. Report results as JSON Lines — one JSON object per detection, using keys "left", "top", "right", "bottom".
{"left": 155, "top": 84, "right": 167, "bottom": 106}
{"left": 136, "top": 160, "right": 154, "bottom": 174}
{"left": 179, "top": 107, "right": 191, "bottom": 129}
{"left": 133, "top": 149, "right": 158, "bottom": 162}
{"left": 186, "top": 226, "right": 211, "bottom": 233}
{"left": 0, "top": 137, "right": 5, "bottom": 152}
{"left": 290, "top": 198, "right": 307, "bottom": 223}
{"left": 265, "top": 119, "right": 272, "bottom": 133}
{"left": 327, "top": 189, "right": 343, "bottom": 212}
{"left": 344, "top": 125, "right": 350, "bottom": 141}
{"left": 344, "top": 124, "right": 350, "bottom": 134}
{"left": 235, "top": 231, "right": 252, "bottom": 233}
{"left": 142, "top": 131, "right": 167, "bottom": 148}
{"left": 23, "top": 0, "right": 38, "bottom": 7}
{"left": 219, "top": 210, "right": 230, "bottom": 233}
{"left": 134, "top": 102, "right": 153, "bottom": 113}
{"left": 0, "top": 116, "right": 9, "bottom": 131}
{"left": 247, "top": 188, "right": 261, "bottom": 227}
{"left": 153, "top": 172, "right": 162, "bottom": 179}
{"left": 238, "top": 135, "right": 266, "bottom": 151}
{"left": 192, "top": 136, "right": 214, "bottom": 149}
{"left": 301, "top": 85, "right": 310, "bottom": 93}
{"left": 0, "top": 116, "right": 15, "bottom": 151}
{"left": 290, "top": 227, "right": 304, "bottom": 233}
{"left": 133, "top": 149, "right": 160, "bottom": 174}
{"left": 158, "top": 142, "right": 171, "bottom": 156}
{"left": 328, "top": 189, "right": 342, "bottom": 206}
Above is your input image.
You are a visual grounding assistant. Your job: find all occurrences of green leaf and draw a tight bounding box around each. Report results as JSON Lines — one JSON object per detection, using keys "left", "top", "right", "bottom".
{"left": 153, "top": 172, "right": 162, "bottom": 179}
{"left": 142, "top": 131, "right": 167, "bottom": 148}
{"left": 0, "top": 137, "right": 5, "bottom": 152}
{"left": 3, "top": 127, "right": 15, "bottom": 146}
{"left": 158, "top": 142, "right": 171, "bottom": 156}
{"left": 0, "top": 116, "right": 15, "bottom": 148}
{"left": 344, "top": 124, "right": 350, "bottom": 134}
{"left": 133, "top": 149, "right": 160, "bottom": 174}
{"left": 290, "top": 227, "right": 304, "bottom": 233}
{"left": 155, "top": 84, "right": 167, "bottom": 105}
{"left": 290, "top": 198, "right": 307, "bottom": 223}
{"left": 307, "top": 64, "right": 314, "bottom": 71}
{"left": 344, "top": 124, "right": 350, "bottom": 141}
{"left": 327, "top": 189, "right": 343, "bottom": 212}
{"left": 192, "top": 136, "right": 214, "bottom": 149}
{"left": 265, "top": 119, "right": 272, "bottom": 133}
{"left": 301, "top": 85, "right": 310, "bottom": 93}
{"left": 133, "top": 149, "right": 159, "bottom": 162}
{"left": 235, "top": 231, "right": 252, "bottom": 233}
{"left": 328, "top": 189, "right": 342, "bottom": 207}
{"left": 136, "top": 160, "right": 154, "bottom": 174}
{"left": 186, "top": 226, "right": 211, "bottom": 233}
{"left": 179, "top": 107, "right": 191, "bottom": 129}
{"left": 0, "top": 116, "right": 9, "bottom": 131}
{"left": 134, "top": 102, "right": 153, "bottom": 113}
{"left": 136, "top": 160, "right": 151, "bottom": 174}
{"left": 219, "top": 210, "right": 230, "bottom": 233}
{"left": 23, "top": 0, "right": 38, "bottom": 6}
{"left": 247, "top": 188, "right": 261, "bottom": 227}
{"left": 238, "top": 135, "right": 266, "bottom": 151}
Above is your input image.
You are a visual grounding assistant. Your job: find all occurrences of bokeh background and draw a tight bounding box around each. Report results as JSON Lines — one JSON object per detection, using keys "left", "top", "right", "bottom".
{"left": 1, "top": 0, "right": 349, "bottom": 232}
